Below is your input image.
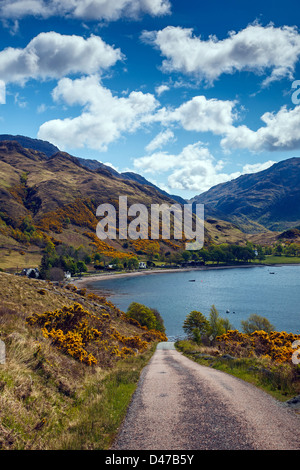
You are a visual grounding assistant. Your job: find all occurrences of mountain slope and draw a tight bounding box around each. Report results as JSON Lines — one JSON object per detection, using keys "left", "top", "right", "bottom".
{"left": 0, "top": 134, "right": 59, "bottom": 158}
{"left": 192, "top": 158, "right": 300, "bottom": 232}
{"left": 0, "top": 134, "right": 186, "bottom": 205}
{"left": 0, "top": 138, "right": 261, "bottom": 272}
{"left": 0, "top": 140, "right": 205, "bottom": 270}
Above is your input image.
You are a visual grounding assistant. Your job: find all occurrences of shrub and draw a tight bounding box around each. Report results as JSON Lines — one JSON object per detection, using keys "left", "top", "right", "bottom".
{"left": 26, "top": 302, "right": 161, "bottom": 367}
{"left": 37, "top": 289, "right": 46, "bottom": 295}
{"left": 183, "top": 310, "right": 209, "bottom": 343}
{"left": 216, "top": 329, "right": 300, "bottom": 363}
{"left": 126, "top": 302, "right": 166, "bottom": 333}
{"left": 208, "top": 304, "right": 233, "bottom": 338}
{"left": 241, "top": 314, "right": 275, "bottom": 334}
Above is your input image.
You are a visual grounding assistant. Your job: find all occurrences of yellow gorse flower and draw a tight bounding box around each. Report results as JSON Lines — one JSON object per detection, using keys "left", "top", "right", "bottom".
{"left": 216, "top": 329, "right": 300, "bottom": 363}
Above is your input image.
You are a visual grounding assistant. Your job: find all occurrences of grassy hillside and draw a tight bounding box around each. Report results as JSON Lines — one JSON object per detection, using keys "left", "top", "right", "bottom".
{"left": 0, "top": 139, "right": 259, "bottom": 273}
{"left": 0, "top": 272, "right": 165, "bottom": 449}
{"left": 1, "top": 138, "right": 295, "bottom": 275}
{"left": 0, "top": 140, "right": 189, "bottom": 270}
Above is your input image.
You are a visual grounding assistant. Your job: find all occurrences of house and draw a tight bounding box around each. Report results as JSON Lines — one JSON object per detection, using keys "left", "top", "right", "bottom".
{"left": 106, "top": 264, "right": 118, "bottom": 270}
{"left": 139, "top": 262, "right": 147, "bottom": 269}
{"left": 21, "top": 268, "right": 40, "bottom": 279}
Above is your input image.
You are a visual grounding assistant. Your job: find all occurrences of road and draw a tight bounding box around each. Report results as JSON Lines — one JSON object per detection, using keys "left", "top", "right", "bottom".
{"left": 112, "top": 343, "right": 300, "bottom": 450}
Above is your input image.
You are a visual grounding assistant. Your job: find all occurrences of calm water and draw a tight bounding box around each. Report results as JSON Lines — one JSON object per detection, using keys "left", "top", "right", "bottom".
{"left": 87, "top": 266, "right": 300, "bottom": 339}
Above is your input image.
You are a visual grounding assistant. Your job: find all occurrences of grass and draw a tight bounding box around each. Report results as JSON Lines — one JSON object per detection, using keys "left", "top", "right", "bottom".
{"left": 57, "top": 346, "right": 156, "bottom": 450}
{"left": 0, "top": 272, "right": 160, "bottom": 449}
{"left": 0, "top": 249, "right": 42, "bottom": 271}
{"left": 175, "top": 339, "right": 300, "bottom": 402}
{"left": 253, "top": 255, "right": 300, "bottom": 265}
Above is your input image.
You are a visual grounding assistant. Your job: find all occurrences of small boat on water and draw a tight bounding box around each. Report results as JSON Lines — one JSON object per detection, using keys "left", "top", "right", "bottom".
{"left": 189, "top": 280, "right": 196, "bottom": 282}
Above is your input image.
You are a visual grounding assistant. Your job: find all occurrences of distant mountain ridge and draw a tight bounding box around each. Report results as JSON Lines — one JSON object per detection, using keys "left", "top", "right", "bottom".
{"left": 0, "top": 139, "right": 197, "bottom": 268}
{"left": 0, "top": 137, "right": 289, "bottom": 272}
{"left": 0, "top": 134, "right": 59, "bottom": 158}
{"left": 0, "top": 134, "right": 186, "bottom": 204}
{"left": 192, "top": 157, "right": 300, "bottom": 233}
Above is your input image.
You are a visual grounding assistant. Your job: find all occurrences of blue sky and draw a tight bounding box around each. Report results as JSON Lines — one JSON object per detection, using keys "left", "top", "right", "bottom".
{"left": 1, "top": 0, "right": 300, "bottom": 199}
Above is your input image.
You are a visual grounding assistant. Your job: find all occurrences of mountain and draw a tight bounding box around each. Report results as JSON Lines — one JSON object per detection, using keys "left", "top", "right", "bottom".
{"left": 0, "top": 139, "right": 211, "bottom": 271}
{"left": 0, "top": 134, "right": 186, "bottom": 204}
{"left": 0, "top": 134, "right": 59, "bottom": 158}
{"left": 0, "top": 139, "right": 180, "bottom": 222}
{"left": 121, "top": 172, "right": 187, "bottom": 205}
{"left": 192, "top": 158, "right": 300, "bottom": 233}
{"left": 0, "top": 136, "right": 264, "bottom": 272}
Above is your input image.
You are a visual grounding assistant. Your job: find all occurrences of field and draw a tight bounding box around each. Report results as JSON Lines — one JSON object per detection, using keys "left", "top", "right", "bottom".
{"left": 254, "top": 255, "right": 300, "bottom": 265}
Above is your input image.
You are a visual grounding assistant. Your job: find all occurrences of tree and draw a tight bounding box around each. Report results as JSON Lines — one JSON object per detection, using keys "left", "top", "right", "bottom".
{"left": 150, "top": 308, "right": 166, "bottom": 333}
{"left": 84, "top": 254, "right": 92, "bottom": 265}
{"left": 198, "top": 248, "right": 209, "bottom": 265}
{"left": 182, "top": 250, "right": 191, "bottom": 262}
{"left": 208, "top": 304, "right": 232, "bottom": 338}
{"left": 94, "top": 253, "right": 102, "bottom": 263}
{"left": 126, "top": 302, "right": 159, "bottom": 331}
{"left": 76, "top": 261, "right": 87, "bottom": 274}
{"left": 241, "top": 314, "right": 275, "bottom": 334}
{"left": 183, "top": 310, "right": 209, "bottom": 343}
{"left": 48, "top": 267, "right": 64, "bottom": 282}
{"left": 274, "top": 244, "right": 283, "bottom": 256}
{"left": 256, "top": 245, "right": 265, "bottom": 261}
{"left": 127, "top": 257, "right": 139, "bottom": 271}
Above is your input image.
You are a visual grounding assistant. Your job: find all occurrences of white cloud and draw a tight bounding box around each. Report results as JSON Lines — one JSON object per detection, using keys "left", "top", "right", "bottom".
{"left": 221, "top": 105, "right": 300, "bottom": 151}
{"left": 155, "top": 84, "right": 170, "bottom": 96}
{"left": 0, "top": 32, "right": 123, "bottom": 84}
{"left": 142, "top": 23, "right": 300, "bottom": 85}
{"left": 38, "top": 75, "right": 158, "bottom": 151}
{"left": 152, "top": 95, "right": 237, "bottom": 134}
{"left": 241, "top": 161, "right": 276, "bottom": 174}
{"left": 145, "top": 129, "right": 175, "bottom": 152}
{"left": 38, "top": 75, "right": 239, "bottom": 153}
{"left": 0, "top": 0, "right": 171, "bottom": 21}
{"left": 134, "top": 141, "right": 275, "bottom": 193}
{"left": 14, "top": 92, "right": 27, "bottom": 108}
{"left": 169, "top": 96, "right": 236, "bottom": 133}
{"left": 133, "top": 142, "right": 237, "bottom": 192}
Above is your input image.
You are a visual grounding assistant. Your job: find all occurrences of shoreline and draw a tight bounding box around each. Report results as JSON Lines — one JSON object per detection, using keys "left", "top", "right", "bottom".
{"left": 71, "top": 263, "right": 266, "bottom": 289}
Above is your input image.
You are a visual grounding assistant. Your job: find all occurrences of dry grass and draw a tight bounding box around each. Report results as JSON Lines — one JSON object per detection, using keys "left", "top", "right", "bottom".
{"left": 0, "top": 272, "right": 160, "bottom": 449}
{"left": 0, "top": 249, "right": 42, "bottom": 271}
{"left": 176, "top": 340, "right": 300, "bottom": 401}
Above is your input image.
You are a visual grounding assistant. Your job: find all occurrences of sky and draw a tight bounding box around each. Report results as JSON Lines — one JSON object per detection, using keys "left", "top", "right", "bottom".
{"left": 1, "top": 0, "right": 300, "bottom": 199}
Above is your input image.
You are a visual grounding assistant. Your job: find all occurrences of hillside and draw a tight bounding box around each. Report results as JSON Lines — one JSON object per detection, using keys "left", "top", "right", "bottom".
{"left": 0, "top": 136, "right": 285, "bottom": 273}
{"left": 0, "top": 134, "right": 59, "bottom": 158}
{"left": 192, "top": 158, "right": 300, "bottom": 233}
{"left": 0, "top": 134, "right": 185, "bottom": 204}
{"left": 0, "top": 139, "right": 192, "bottom": 270}
{"left": 0, "top": 271, "right": 165, "bottom": 449}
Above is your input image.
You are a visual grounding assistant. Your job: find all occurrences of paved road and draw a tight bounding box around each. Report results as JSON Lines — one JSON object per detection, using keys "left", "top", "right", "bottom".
{"left": 112, "top": 343, "right": 300, "bottom": 450}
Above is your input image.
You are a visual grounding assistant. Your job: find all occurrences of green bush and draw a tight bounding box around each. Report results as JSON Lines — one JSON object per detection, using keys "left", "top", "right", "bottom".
{"left": 126, "top": 302, "right": 165, "bottom": 332}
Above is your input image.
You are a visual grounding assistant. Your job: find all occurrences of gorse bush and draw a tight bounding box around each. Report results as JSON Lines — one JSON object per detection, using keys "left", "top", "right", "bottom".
{"left": 216, "top": 329, "right": 300, "bottom": 363}
{"left": 26, "top": 301, "right": 167, "bottom": 367}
